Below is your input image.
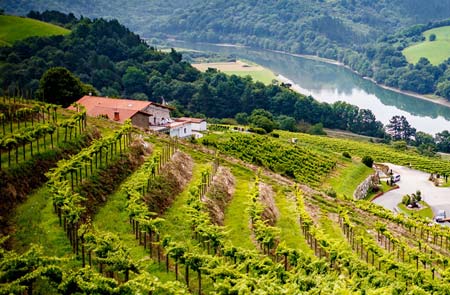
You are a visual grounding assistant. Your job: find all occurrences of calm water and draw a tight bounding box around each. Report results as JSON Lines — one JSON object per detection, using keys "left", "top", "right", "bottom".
{"left": 166, "top": 41, "right": 450, "bottom": 135}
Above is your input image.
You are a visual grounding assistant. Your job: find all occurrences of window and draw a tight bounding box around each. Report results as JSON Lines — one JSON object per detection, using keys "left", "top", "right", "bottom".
{"left": 184, "top": 128, "right": 186, "bottom": 134}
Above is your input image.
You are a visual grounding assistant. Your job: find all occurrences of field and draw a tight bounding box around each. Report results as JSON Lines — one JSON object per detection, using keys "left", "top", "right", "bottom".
{"left": 0, "top": 15, "right": 70, "bottom": 46}
{"left": 403, "top": 26, "right": 450, "bottom": 65}
{"left": 6, "top": 99, "right": 450, "bottom": 293}
{"left": 192, "top": 60, "right": 277, "bottom": 84}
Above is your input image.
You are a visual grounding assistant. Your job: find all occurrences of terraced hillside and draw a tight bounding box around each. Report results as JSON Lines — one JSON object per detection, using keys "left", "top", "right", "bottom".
{"left": 3, "top": 98, "right": 450, "bottom": 294}
{"left": 0, "top": 15, "right": 69, "bottom": 46}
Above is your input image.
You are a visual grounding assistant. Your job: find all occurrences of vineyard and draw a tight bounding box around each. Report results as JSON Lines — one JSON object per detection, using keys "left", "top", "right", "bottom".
{"left": 4, "top": 99, "right": 450, "bottom": 294}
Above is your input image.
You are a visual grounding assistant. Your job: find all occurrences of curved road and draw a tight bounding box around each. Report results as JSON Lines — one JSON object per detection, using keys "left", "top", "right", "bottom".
{"left": 373, "top": 164, "right": 450, "bottom": 217}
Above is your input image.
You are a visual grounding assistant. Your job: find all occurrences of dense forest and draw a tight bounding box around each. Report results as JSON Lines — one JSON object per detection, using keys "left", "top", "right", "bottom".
{"left": 3, "top": 12, "right": 450, "bottom": 153}
{"left": 0, "top": 12, "right": 386, "bottom": 139}
{"left": 3, "top": 0, "right": 450, "bottom": 99}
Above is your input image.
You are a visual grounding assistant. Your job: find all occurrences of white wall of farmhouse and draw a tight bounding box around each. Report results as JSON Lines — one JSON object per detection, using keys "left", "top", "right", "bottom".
{"left": 170, "top": 124, "right": 192, "bottom": 138}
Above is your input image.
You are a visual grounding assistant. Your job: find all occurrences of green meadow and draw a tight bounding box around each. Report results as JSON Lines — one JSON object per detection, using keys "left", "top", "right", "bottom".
{"left": 0, "top": 15, "right": 70, "bottom": 46}
{"left": 403, "top": 25, "right": 450, "bottom": 65}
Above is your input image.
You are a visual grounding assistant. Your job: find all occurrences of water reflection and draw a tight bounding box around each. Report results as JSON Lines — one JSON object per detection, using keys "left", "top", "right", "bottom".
{"left": 168, "top": 41, "right": 450, "bottom": 134}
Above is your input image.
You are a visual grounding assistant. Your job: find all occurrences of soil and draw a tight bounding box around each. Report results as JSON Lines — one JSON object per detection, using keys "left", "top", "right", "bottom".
{"left": 203, "top": 166, "right": 235, "bottom": 225}
{"left": 258, "top": 182, "right": 279, "bottom": 226}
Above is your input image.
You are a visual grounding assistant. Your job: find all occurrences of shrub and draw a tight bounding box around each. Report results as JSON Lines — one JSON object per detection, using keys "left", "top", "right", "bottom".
{"left": 402, "top": 195, "right": 410, "bottom": 205}
{"left": 362, "top": 155, "right": 374, "bottom": 167}
{"left": 271, "top": 133, "right": 280, "bottom": 138}
{"left": 308, "top": 123, "right": 326, "bottom": 135}
{"left": 325, "top": 188, "right": 337, "bottom": 198}
{"left": 248, "top": 127, "right": 267, "bottom": 134}
{"left": 429, "top": 33, "right": 436, "bottom": 41}
{"left": 342, "top": 151, "right": 351, "bottom": 159}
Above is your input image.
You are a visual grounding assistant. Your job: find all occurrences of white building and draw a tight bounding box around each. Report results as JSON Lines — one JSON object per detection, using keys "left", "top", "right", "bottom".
{"left": 168, "top": 121, "right": 192, "bottom": 138}
{"left": 174, "top": 117, "right": 207, "bottom": 138}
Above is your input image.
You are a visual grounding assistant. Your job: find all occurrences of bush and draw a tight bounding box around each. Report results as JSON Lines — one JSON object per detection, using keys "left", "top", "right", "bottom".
{"left": 270, "top": 133, "right": 280, "bottom": 138}
{"left": 402, "top": 195, "right": 410, "bottom": 205}
{"left": 429, "top": 33, "right": 436, "bottom": 41}
{"left": 342, "top": 151, "right": 351, "bottom": 159}
{"left": 308, "top": 123, "right": 326, "bottom": 135}
{"left": 362, "top": 155, "right": 374, "bottom": 167}
{"left": 248, "top": 127, "right": 267, "bottom": 134}
{"left": 325, "top": 188, "right": 337, "bottom": 198}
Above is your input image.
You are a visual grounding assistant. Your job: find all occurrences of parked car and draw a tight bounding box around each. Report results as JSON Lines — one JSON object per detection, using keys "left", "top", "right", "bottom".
{"left": 392, "top": 174, "right": 401, "bottom": 183}
{"left": 435, "top": 210, "right": 446, "bottom": 223}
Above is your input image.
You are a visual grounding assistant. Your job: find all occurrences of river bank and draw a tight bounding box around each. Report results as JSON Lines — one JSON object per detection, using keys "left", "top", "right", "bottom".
{"left": 162, "top": 39, "right": 450, "bottom": 109}
{"left": 268, "top": 49, "right": 450, "bottom": 110}
{"left": 157, "top": 38, "right": 450, "bottom": 133}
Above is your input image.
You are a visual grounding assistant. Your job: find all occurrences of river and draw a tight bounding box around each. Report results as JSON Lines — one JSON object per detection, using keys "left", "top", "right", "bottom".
{"left": 164, "top": 41, "right": 450, "bottom": 135}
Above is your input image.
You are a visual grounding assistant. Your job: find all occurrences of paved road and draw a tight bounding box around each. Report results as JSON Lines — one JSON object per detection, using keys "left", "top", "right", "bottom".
{"left": 373, "top": 164, "right": 450, "bottom": 218}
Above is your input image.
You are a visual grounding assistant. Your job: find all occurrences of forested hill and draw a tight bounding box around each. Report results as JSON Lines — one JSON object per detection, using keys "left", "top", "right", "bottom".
{"left": 3, "top": 0, "right": 450, "bottom": 54}
{"left": 0, "top": 13, "right": 387, "bottom": 138}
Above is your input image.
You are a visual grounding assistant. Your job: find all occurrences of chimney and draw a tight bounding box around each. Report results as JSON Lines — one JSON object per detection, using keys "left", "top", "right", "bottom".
{"left": 113, "top": 111, "right": 120, "bottom": 121}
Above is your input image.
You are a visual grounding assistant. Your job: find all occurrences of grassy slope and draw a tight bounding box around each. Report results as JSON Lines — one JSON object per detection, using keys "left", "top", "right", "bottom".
{"left": 93, "top": 166, "right": 176, "bottom": 283}
{"left": 403, "top": 26, "right": 450, "bottom": 65}
{"left": 194, "top": 59, "right": 277, "bottom": 85}
{"left": 223, "top": 165, "right": 256, "bottom": 249}
{"left": 323, "top": 160, "right": 374, "bottom": 199}
{"left": 12, "top": 187, "right": 76, "bottom": 258}
{"left": 0, "top": 15, "right": 70, "bottom": 46}
{"left": 226, "top": 69, "right": 277, "bottom": 85}
{"left": 271, "top": 185, "right": 313, "bottom": 255}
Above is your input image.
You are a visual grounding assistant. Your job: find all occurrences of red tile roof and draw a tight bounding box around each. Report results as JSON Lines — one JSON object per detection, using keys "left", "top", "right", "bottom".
{"left": 68, "top": 96, "right": 160, "bottom": 123}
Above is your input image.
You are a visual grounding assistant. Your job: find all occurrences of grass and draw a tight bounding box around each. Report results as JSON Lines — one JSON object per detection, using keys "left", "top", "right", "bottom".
{"left": 397, "top": 201, "right": 434, "bottom": 219}
{"left": 193, "top": 60, "right": 277, "bottom": 85}
{"left": 0, "top": 15, "right": 70, "bottom": 46}
{"left": 227, "top": 69, "right": 277, "bottom": 85}
{"left": 403, "top": 25, "right": 450, "bottom": 65}
{"left": 271, "top": 185, "right": 313, "bottom": 255}
{"left": 323, "top": 161, "right": 374, "bottom": 199}
{"left": 11, "top": 187, "right": 77, "bottom": 258}
{"left": 223, "top": 165, "right": 256, "bottom": 250}
{"left": 160, "top": 161, "right": 209, "bottom": 243}
{"left": 93, "top": 175, "right": 177, "bottom": 283}
{"left": 365, "top": 181, "right": 391, "bottom": 201}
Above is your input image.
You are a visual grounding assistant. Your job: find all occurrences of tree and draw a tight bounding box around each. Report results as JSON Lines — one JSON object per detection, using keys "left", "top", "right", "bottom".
{"left": 386, "top": 115, "right": 416, "bottom": 142}
{"left": 37, "top": 67, "right": 84, "bottom": 107}
{"left": 435, "top": 130, "right": 450, "bottom": 152}
{"left": 235, "top": 112, "right": 248, "bottom": 125}
{"left": 362, "top": 155, "right": 373, "bottom": 168}
{"left": 248, "top": 109, "right": 276, "bottom": 133}
{"left": 436, "top": 80, "right": 450, "bottom": 100}
{"left": 122, "top": 66, "right": 147, "bottom": 95}
{"left": 308, "top": 123, "right": 326, "bottom": 135}
{"left": 276, "top": 115, "right": 298, "bottom": 132}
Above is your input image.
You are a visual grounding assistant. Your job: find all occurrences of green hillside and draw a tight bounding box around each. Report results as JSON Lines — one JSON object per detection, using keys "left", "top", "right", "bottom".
{"left": 0, "top": 15, "right": 69, "bottom": 46}
{"left": 3, "top": 100, "right": 450, "bottom": 293}
{"left": 403, "top": 26, "right": 450, "bottom": 65}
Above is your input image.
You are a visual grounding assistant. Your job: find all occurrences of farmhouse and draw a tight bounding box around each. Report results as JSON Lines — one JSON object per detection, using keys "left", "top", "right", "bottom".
{"left": 174, "top": 117, "right": 207, "bottom": 138}
{"left": 69, "top": 96, "right": 207, "bottom": 138}
{"left": 175, "top": 117, "right": 207, "bottom": 131}
{"left": 69, "top": 95, "right": 173, "bottom": 129}
{"left": 168, "top": 120, "right": 192, "bottom": 138}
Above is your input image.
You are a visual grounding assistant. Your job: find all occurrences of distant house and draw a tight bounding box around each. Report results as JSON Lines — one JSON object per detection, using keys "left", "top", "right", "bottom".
{"left": 175, "top": 117, "right": 207, "bottom": 131}
{"left": 69, "top": 96, "right": 173, "bottom": 129}
{"left": 69, "top": 96, "right": 207, "bottom": 138}
{"left": 168, "top": 121, "right": 192, "bottom": 138}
